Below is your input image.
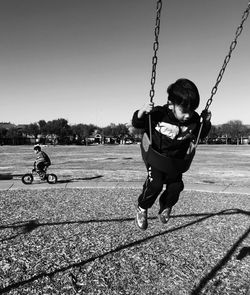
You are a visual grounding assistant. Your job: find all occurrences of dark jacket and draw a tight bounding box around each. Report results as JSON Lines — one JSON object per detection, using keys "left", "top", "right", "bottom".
{"left": 132, "top": 105, "right": 211, "bottom": 158}
{"left": 35, "top": 151, "right": 51, "bottom": 166}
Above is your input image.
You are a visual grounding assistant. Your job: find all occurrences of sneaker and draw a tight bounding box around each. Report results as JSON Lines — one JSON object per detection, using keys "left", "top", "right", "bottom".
{"left": 135, "top": 206, "right": 148, "bottom": 230}
{"left": 158, "top": 207, "right": 172, "bottom": 224}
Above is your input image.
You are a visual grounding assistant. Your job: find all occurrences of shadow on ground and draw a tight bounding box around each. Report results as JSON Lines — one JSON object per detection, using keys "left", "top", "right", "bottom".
{"left": 1, "top": 174, "right": 104, "bottom": 183}
{"left": 56, "top": 175, "right": 104, "bottom": 183}
{"left": 0, "top": 173, "right": 13, "bottom": 180}
{"left": 0, "top": 208, "right": 249, "bottom": 294}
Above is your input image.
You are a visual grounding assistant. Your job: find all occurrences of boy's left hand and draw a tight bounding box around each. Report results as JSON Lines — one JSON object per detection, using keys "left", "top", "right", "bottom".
{"left": 200, "top": 109, "right": 212, "bottom": 122}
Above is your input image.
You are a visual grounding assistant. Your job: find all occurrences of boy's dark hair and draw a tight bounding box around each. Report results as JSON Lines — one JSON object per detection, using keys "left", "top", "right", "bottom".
{"left": 167, "top": 78, "right": 200, "bottom": 110}
{"left": 34, "top": 145, "right": 41, "bottom": 151}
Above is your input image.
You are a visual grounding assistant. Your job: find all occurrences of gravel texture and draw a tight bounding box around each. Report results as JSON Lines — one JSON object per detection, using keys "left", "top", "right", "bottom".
{"left": 0, "top": 188, "right": 249, "bottom": 294}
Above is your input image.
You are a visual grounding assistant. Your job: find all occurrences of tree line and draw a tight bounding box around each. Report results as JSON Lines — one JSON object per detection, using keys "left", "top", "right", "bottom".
{"left": 0, "top": 119, "right": 133, "bottom": 145}
{"left": 208, "top": 120, "right": 250, "bottom": 144}
{"left": 0, "top": 118, "right": 249, "bottom": 145}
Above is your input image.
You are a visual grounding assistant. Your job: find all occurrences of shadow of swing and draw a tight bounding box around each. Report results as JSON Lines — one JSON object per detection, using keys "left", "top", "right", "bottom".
{"left": 0, "top": 208, "right": 249, "bottom": 294}
{"left": 1, "top": 208, "right": 249, "bottom": 242}
{"left": 236, "top": 246, "right": 250, "bottom": 260}
{"left": 191, "top": 226, "right": 250, "bottom": 294}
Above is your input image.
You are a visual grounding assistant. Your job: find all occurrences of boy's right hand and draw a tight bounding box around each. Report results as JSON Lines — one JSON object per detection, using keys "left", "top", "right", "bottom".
{"left": 137, "top": 102, "right": 154, "bottom": 119}
{"left": 200, "top": 109, "right": 212, "bottom": 122}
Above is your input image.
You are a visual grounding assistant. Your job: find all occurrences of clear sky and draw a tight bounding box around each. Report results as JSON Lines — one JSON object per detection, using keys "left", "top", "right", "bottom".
{"left": 0, "top": 0, "right": 250, "bottom": 127}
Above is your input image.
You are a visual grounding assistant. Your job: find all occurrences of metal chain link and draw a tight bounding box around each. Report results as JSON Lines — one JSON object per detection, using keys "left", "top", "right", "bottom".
{"left": 148, "top": 1, "right": 250, "bottom": 109}
{"left": 148, "top": 0, "right": 162, "bottom": 143}
{"left": 205, "top": 2, "right": 250, "bottom": 110}
{"left": 149, "top": 0, "right": 162, "bottom": 103}
{"left": 147, "top": 1, "right": 250, "bottom": 146}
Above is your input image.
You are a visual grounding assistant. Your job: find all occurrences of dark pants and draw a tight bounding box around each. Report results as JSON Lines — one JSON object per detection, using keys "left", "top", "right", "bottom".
{"left": 36, "top": 162, "right": 49, "bottom": 180}
{"left": 138, "top": 166, "right": 184, "bottom": 211}
{"left": 36, "top": 162, "right": 47, "bottom": 172}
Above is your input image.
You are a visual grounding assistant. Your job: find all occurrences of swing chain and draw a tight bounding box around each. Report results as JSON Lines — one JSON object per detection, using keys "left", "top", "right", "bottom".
{"left": 195, "top": 2, "right": 250, "bottom": 147}
{"left": 149, "top": 0, "right": 162, "bottom": 103}
{"left": 205, "top": 2, "right": 250, "bottom": 111}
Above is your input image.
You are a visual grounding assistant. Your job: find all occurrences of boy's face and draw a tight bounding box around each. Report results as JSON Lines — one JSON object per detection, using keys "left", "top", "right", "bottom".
{"left": 171, "top": 104, "right": 194, "bottom": 123}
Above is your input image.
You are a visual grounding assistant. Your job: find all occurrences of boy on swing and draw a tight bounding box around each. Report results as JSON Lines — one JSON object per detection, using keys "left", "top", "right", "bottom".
{"left": 132, "top": 78, "right": 212, "bottom": 230}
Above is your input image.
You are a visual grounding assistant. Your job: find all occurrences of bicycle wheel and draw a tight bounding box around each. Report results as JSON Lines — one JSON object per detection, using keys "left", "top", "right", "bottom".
{"left": 22, "top": 173, "right": 33, "bottom": 184}
{"left": 46, "top": 174, "right": 57, "bottom": 184}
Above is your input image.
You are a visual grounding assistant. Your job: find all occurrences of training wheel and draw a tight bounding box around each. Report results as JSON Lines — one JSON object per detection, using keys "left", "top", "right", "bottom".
{"left": 22, "top": 173, "right": 34, "bottom": 184}
{"left": 46, "top": 174, "right": 57, "bottom": 184}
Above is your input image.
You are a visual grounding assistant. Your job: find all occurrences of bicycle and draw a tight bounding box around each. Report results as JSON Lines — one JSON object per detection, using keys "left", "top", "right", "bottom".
{"left": 21, "top": 166, "right": 57, "bottom": 185}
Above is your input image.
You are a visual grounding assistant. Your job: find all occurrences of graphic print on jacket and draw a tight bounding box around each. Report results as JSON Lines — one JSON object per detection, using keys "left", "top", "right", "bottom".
{"left": 155, "top": 121, "right": 197, "bottom": 141}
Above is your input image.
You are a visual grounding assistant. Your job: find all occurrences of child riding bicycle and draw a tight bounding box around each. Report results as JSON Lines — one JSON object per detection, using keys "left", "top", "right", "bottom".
{"left": 33, "top": 145, "right": 51, "bottom": 180}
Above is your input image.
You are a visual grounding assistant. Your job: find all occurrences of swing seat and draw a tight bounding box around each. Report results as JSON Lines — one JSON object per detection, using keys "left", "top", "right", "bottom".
{"left": 140, "top": 133, "right": 195, "bottom": 175}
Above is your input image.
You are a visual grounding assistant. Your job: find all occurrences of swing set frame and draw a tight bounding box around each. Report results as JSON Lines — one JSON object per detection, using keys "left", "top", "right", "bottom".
{"left": 141, "top": 0, "right": 250, "bottom": 175}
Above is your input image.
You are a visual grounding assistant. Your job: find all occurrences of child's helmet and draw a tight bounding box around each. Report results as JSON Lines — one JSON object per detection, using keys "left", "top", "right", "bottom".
{"left": 34, "top": 144, "right": 41, "bottom": 151}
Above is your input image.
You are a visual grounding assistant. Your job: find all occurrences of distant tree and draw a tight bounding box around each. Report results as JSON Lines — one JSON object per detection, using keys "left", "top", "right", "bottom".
{"left": 45, "top": 118, "right": 69, "bottom": 136}
{"left": 23, "top": 123, "right": 40, "bottom": 139}
{"left": 71, "top": 123, "right": 97, "bottom": 144}
{"left": 38, "top": 120, "right": 47, "bottom": 134}
{"left": 207, "top": 125, "right": 217, "bottom": 138}
{"left": 6, "top": 127, "right": 20, "bottom": 144}
{"left": 0, "top": 127, "right": 8, "bottom": 138}
{"left": 102, "top": 125, "right": 113, "bottom": 136}
{"left": 221, "top": 120, "right": 248, "bottom": 144}
{"left": 129, "top": 126, "right": 143, "bottom": 140}
{"left": 102, "top": 123, "right": 129, "bottom": 137}
{"left": 45, "top": 121, "right": 54, "bottom": 135}
{"left": 0, "top": 127, "right": 8, "bottom": 145}
{"left": 116, "top": 123, "right": 129, "bottom": 137}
